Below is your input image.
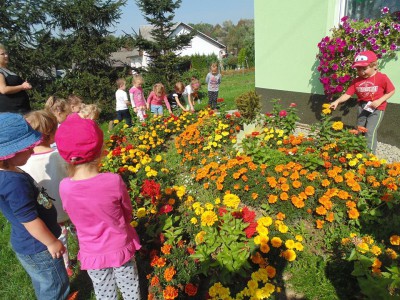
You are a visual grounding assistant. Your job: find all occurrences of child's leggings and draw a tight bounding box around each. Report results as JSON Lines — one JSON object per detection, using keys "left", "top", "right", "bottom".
{"left": 357, "top": 104, "right": 385, "bottom": 154}
{"left": 87, "top": 258, "right": 140, "bottom": 300}
{"left": 208, "top": 91, "right": 218, "bottom": 109}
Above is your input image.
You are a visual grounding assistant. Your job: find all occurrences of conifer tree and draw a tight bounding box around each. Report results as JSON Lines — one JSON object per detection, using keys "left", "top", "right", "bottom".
{"left": 134, "top": 0, "right": 194, "bottom": 89}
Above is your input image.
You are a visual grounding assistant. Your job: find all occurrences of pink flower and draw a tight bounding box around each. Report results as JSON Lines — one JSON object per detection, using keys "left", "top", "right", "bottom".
{"left": 381, "top": 7, "right": 389, "bottom": 14}
{"left": 289, "top": 103, "right": 297, "bottom": 107}
{"left": 279, "top": 110, "right": 287, "bottom": 118}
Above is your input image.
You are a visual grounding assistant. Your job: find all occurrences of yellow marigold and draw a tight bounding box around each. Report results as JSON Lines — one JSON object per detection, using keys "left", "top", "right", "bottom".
{"left": 390, "top": 235, "right": 400, "bottom": 246}
{"left": 223, "top": 193, "right": 240, "bottom": 209}
{"left": 285, "top": 239, "right": 295, "bottom": 249}
{"left": 371, "top": 245, "right": 382, "bottom": 256}
{"left": 195, "top": 231, "right": 206, "bottom": 245}
{"left": 322, "top": 108, "right": 332, "bottom": 115}
{"left": 357, "top": 242, "right": 369, "bottom": 254}
{"left": 214, "top": 197, "right": 221, "bottom": 204}
{"left": 155, "top": 154, "right": 162, "bottom": 162}
{"left": 205, "top": 202, "right": 214, "bottom": 210}
{"left": 256, "top": 224, "right": 269, "bottom": 236}
{"left": 201, "top": 211, "right": 218, "bottom": 226}
{"left": 295, "top": 235, "right": 303, "bottom": 242}
{"left": 278, "top": 224, "right": 289, "bottom": 233}
{"left": 294, "top": 242, "right": 304, "bottom": 251}
{"left": 282, "top": 249, "right": 297, "bottom": 262}
{"left": 137, "top": 207, "right": 146, "bottom": 218}
{"left": 258, "top": 216, "right": 273, "bottom": 227}
{"left": 332, "top": 121, "right": 344, "bottom": 131}
{"left": 247, "top": 279, "right": 258, "bottom": 291}
{"left": 271, "top": 237, "right": 282, "bottom": 248}
{"left": 192, "top": 202, "right": 201, "bottom": 209}
{"left": 386, "top": 248, "right": 398, "bottom": 259}
{"left": 190, "top": 217, "right": 198, "bottom": 225}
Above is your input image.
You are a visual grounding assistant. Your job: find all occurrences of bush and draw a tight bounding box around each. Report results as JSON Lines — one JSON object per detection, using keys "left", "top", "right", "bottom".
{"left": 235, "top": 90, "right": 261, "bottom": 123}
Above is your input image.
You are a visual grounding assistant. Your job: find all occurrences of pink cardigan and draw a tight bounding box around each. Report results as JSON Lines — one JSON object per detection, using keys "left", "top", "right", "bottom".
{"left": 147, "top": 91, "right": 171, "bottom": 111}
{"left": 60, "top": 173, "right": 141, "bottom": 270}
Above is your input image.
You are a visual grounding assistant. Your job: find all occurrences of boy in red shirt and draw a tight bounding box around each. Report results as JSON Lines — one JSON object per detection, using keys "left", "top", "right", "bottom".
{"left": 330, "top": 50, "right": 395, "bottom": 154}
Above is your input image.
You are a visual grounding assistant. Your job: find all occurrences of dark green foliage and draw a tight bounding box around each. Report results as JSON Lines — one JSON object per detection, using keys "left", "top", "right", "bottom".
{"left": 189, "top": 54, "right": 218, "bottom": 72}
{"left": 235, "top": 90, "right": 261, "bottom": 122}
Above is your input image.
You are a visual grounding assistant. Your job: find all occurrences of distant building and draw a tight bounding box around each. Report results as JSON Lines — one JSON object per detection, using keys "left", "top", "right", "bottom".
{"left": 110, "top": 22, "right": 226, "bottom": 72}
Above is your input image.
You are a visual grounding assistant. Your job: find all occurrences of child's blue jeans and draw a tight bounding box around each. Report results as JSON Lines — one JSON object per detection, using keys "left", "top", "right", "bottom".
{"left": 16, "top": 250, "right": 70, "bottom": 300}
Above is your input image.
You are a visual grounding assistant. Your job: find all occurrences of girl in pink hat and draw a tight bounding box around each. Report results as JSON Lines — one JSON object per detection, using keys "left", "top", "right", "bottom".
{"left": 55, "top": 114, "right": 141, "bottom": 299}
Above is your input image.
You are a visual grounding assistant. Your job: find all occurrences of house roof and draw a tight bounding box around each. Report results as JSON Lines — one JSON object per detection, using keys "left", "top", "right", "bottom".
{"left": 139, "top": 22, "right": 226, "bottom": 49}
{"left": 110, "top": 48, "right": 140, "bottom": 67}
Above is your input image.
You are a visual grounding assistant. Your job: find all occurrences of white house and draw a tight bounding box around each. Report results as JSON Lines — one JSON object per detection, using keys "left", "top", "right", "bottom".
{"left": 110, "top": 22, "right": 226, "bottom": 71}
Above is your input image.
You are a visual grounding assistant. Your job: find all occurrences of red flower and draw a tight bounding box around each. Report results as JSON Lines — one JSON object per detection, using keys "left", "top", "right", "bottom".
{"left": 234, "top": 111, "right": 241, "bottom": 117}
{"left": 141, "top": 179, "right": 161, "bottom": 200}
{"left": 187, "top": 247, "right": 195, "bottom": 255}
{"left": 218, "top": 207, "right": 227, "bottom": 216}
{"left": 226, "top": 114, "right": 232, "bottom": 119}
{"left": 217, "top": 98, "right": 224, "bottom": 103}
{"left": 251, "top": 131, "right": 260, "bottom": 136}
{"left": 159, "top": 204, "right": 173, "bottom": 214}
{"left": 242, "top": 207, "right": 256, "bottom": 223}
{"left": 244, "top": 221, "right": 257, "bottom": 238}
{"left": 265, "top": 112, "right": 273, "bottom": 117}
{"left": 290, "top": 102, "right": 297, "bottom": 107}
{"left": 279, "top": 110, "right": 287, "bottom": 117}
{"left": 185, "top": 283, "right": 198, "bottom": 296}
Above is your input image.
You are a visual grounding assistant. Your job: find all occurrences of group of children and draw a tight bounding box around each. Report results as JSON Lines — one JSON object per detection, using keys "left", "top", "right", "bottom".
{"left": 115, "top": 62, "right": 222, "bottom": 125}
{"left": 0, "top": 96, "right": 141, "bottom": 299}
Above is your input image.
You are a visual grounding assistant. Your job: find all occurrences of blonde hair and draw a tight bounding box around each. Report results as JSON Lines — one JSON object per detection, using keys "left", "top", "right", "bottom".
{"left": 24, "top": 110, "right": 58, "bottom": 143}
{"left": 67, "top": 94, "right": 83, "bottom": 112}
{"left": 116, "top": 78, "right": 126, "bottom": 88}
{"left": 153, "top": 83, "right": 165, "bottom": 97}
{"left": 132, "top": 74, "right": 144, "bottom": 86}
{"left": 0, "top": 44, "right": 6, "bottom": 51}
{"left": 79, "top": 103, "right": 101, "bottom": 120}
{"left": 174, "top": 82, "right": 185, "bottom": 93}
{"left": 45, "top": 96, "right": 70, "bottom": 114}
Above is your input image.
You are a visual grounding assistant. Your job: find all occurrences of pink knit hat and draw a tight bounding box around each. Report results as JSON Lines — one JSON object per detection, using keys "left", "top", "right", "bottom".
{"left": 55, "top": 113, "right": 103, "bottom": 165}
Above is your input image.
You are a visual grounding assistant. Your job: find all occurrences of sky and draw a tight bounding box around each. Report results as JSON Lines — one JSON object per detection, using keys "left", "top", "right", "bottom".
{"left": 111, "top": 0, "right": 254, "bottom": 36}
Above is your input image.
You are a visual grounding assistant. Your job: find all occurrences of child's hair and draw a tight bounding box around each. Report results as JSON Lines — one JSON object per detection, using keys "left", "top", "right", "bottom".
{"left": 45, "top": 96, "right": 70, "bottom": 115}
{"left": 210, "top": 62, "right": 219, "bottom": 73}
{"left": 174, "top": 82, "right": 185, "bottom": 94}
{"left": 67, "top": 94, "right": 83, "bottom": 112}
{"left": 24, "top": 110, "right": 58, "bottom": 143}
{"left": 116, "top": 78, "right": 126, "bottom": 88}
{"left": 132, "top": 74, "right": 144, "bottom": 86}
{"left": 79, "top": 103, "right": 101, "bottom": 120}
{"left": 153, "top": 83, "right": 165, "bottom": 97}
{"left": 190, "top": 79, "right": 200, "bottom": 91}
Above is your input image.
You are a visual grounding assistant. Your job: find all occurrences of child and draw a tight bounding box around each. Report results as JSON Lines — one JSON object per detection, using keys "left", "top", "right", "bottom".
{"left": 0, "top": 113, "right": 70, "bottom": 299}
{"left": 129, "top": 74, "right": 147, "bottom": 121}
{"left": 146, "top": 82, "right": 172, "bottom": 116}
{"left": 183, "top": 79, "right": 199, "bottom": 112}
{"left": 20, "top": 110, "right": 72, "bottom": 276}
{"left": 55, "top": 114, "right": 141, "bottom": 300}
{"left": 78, "top": 103, "right": 101, "bottom": 120}
{"left": 330, "top": 50, "right": 395, "bottom": 154}
{"left": 167, "top": 81, "right": 187, "bottom": 112}
{"left": 205, "top": 63, "right": 222, "bottom": 110}
{"left": 45, "top": 96, "right": 71, "bottom": 124}
{"left": 115, "top": 78, "right": 132, "bottom": 126}
{"left": 67, "top": 94, "right": 83, "bottom": 113}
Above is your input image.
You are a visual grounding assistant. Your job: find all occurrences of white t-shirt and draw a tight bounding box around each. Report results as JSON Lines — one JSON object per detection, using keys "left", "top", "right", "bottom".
{"left": 183, "top": 84, "right": 192, "bottom": 96}
{"left": 115, "top": 89, "right": 129, "bottom": 111}
{"left": 20, "top": 150, "right": 69, "bottom": 223}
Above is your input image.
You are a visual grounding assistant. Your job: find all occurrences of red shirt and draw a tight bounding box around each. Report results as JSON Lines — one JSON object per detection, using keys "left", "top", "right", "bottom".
{"left": 345, "top": 72, "right": 395, "bottom": 110}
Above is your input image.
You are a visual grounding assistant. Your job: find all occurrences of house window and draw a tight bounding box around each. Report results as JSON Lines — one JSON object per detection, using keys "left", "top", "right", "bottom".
{"left": 345, "top": 0, "right": 400, "bottom": 20}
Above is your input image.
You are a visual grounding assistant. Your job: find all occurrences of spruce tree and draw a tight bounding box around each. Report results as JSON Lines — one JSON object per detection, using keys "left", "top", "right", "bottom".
{"left": 134, "top": 0, "right": 194, "bottom": 90}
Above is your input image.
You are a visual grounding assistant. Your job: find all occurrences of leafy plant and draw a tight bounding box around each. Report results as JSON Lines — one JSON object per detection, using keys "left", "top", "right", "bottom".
{"left": 235, "top": 90, "right": 261, "bottom": 122}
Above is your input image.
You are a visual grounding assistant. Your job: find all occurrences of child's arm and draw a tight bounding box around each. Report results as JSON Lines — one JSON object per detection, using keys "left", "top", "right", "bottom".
{"left": 23, "top": 218, "right": 65, "bottom": 259}
{"left": 163, "top": 95, "right": 172, "bottom": 114}
{"left": 188, "top": 94, "right": 195, "bottom": 111}
{"left": 129, "top": 91, "right": 137, "bottom": 112}
{"left": 370, "top": 90, "right": 395, "bottom": 109}
{"left": 330, "top": 94, "right": 352, "bottom": 110}
{"left": 175, "top": 95, "right": 187, "bottom": 111}
{"left": 146, "top": 92, "right": 153, "bottom": 110}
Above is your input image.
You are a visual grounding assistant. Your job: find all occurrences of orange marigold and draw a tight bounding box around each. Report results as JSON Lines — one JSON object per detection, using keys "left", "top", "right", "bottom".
{"left": 316, "top": 219, "right": 325, "bottom": 229}
{"left": 292, "top": 180, "right": 302, "bottom": 189}
{"left": 163, "top": 286, "right": 179, "bottom": 300}
{"left": 348, "top": 208, "right": 360, "bottom": 219}
{"left": 280, "top": 192, "right": 289, "bottom": 201}
{"left": 185, "top": 283, "right": 198, "bottom": 296}
{"left": 268, "top": 194, "right": 278, "bottom": 203}
{"left": 164, "top": 267, "right": 176, "bottom": 282}
{"left": 316, "top": 206, "right": 327, "bottom": 215}
{"left": 305, "top": 186, "right": 315, "bottom": 196}
{"left": 150, "top": 276, "right": 160, "bottom": 287}
{"left": 161, "top": 244, "right": 172, "bottom": 255}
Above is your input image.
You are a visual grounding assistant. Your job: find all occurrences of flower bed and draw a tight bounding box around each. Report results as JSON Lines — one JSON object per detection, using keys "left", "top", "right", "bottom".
{"left": 102, "top": 102, "right": 400, "bottom": 299}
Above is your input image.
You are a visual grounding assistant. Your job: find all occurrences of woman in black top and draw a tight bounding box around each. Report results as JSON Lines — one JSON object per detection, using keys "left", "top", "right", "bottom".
{"left": 0, "top": 44, "right": 31, "bottom": 113}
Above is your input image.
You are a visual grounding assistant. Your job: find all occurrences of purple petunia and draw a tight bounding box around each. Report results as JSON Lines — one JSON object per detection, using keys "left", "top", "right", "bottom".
{"left": 381, "top": 7, "right": 389, "bottom": 14}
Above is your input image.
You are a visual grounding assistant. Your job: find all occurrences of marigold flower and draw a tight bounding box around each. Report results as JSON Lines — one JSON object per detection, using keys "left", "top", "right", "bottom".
{"left": 195, "top": 231, "right": 206, "bottom": 245}
{"left": 305, "top": 186, "right": 315, "bottom": 196}
{"left": 161, "top": 244, "right": 172, "bottom": 255}
{"left": 348, "top": 208, "right": 360, "bottom": 219}
{"left": 223, "top": 193, "right": 240, "bottom": 209}
{"left": 285, "top": 239, "right": 295, "bottom": 249}
{"left": 316, "top": 219, "right": 324, "bottom": 229}
{"left": 164, "top": 266, "right": 176, "bottom": 281}
{"left": 390, "top": 235, "right": 400, "bottom": 245}
{"left": 150, "top": 276, "right": 159, "bottom": 287}
{"left": 332, "top": 121, "right": 344, "bottom": 131}
{"left": 184, "top": 283, "right": 198, "bottom": 296}
{"left": 282, "top": 249, "right": 297, "bottom": 262}
{"left": 260, "top": 243, "right": 271, "bottom": 254}
{"left": 268, "top": 194, "right": 278, "bottom": 203}
{"left": 163, "top": 286, "right": 179, "bottom": 300}
{"left": 201, "top": 211, "right": 218, "bottom": 226}
{"left": 271, "top": 237, "right": 282, "bottom": 248}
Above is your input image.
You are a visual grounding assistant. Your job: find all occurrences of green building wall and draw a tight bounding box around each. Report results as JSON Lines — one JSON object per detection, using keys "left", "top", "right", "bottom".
{"left": 255, "top": 0, "right": 400, "bottom": 146}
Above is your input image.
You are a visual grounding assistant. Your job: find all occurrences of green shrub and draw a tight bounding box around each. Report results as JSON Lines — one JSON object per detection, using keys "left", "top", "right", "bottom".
{"left": 235, "top": 90, "right": 261, "bottom": 122}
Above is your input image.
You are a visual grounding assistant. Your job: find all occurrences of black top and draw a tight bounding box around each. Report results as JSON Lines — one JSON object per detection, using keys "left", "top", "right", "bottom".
{"left": 167, "top": 92, "right": 184, "bottom": 110}
{"left": 0, "top": 68, "right": 31, "bottom": 113}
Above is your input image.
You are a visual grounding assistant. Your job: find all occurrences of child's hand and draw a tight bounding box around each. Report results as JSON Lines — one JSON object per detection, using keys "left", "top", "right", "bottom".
{"left": 329, "top": 101, "right": 339, "bottom": 110}
{"left": 47, "top": 239, "right": 66, "bottom": 259}
{"left": 369, "top": 100, "right": 380, "bottom": 109}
